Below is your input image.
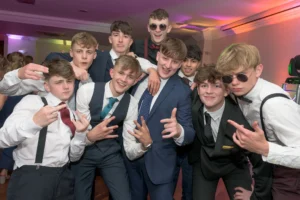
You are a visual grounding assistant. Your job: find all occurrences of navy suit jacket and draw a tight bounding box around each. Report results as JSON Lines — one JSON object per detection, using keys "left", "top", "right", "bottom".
{"left": 45, "top": 50, "right": 113, "bottom": 82}
{"left": 132, "top": 74, "right": 195, "bottom": 184}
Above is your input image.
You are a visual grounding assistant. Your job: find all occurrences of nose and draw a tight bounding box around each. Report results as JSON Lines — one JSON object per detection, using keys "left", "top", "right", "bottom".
{"left": 231, "top": 76, "right": 239, "bottom": 85}
{"left": 206, "top": 85, "right": 213, "bottom": 93}
{"left": 186, "top": 60, "right": 192, "bottom": 67}
{"left": 118, "top": 35, "right": 123, "bottom": 42}
{"left": 165, "top": 60, "right": 172, "bottom": 68}
{"left": 63, "top": 82, "right": 69, "bottom": 89}
{"left": 82, "top": 51, "right": 87, "bottom": 59}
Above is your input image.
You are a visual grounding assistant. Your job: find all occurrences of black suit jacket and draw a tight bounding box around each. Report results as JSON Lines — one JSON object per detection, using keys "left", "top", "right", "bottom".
{"left": 189, "top": 94, "right": 273, "bottom": 199}
{"left": 189, "top": 96, "right": 250, "bottom": 180}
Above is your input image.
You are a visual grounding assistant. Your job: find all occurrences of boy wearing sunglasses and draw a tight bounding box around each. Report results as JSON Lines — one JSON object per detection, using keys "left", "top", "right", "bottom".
{"left": 216, "top": 43, "right": 300, "bottom": 199}
{"left": 131, "top": 8, "right": 172, "bottom": 65}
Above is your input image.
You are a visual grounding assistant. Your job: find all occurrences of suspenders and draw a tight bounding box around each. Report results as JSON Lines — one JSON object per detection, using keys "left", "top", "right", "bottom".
{"left": 35, "top": 97, "right": 49, "bottom": 164}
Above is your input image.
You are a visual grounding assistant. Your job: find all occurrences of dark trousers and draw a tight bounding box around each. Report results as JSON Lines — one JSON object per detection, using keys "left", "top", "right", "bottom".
{"left": 7, "top": 164, "right": 73, "bottom": 200}
{"left": 192, "top": 161, "right": 252, "bottom": 200}
{"left": 71, "top": 145, "right": 131, "bottom": 200}
{"left": 124, "top": 156, "right": 175, "bottom": 200}
{"left": 173, "top": 153, "right": 193, "bottom": 200}
{"left": 272, "top": 165, "right": 300, "bottom": 200}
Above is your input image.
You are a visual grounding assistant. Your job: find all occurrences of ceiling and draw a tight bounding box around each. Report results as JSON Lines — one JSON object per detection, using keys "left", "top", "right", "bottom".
{"left": 0, "top": 0, "right": 297, "bottom": 45}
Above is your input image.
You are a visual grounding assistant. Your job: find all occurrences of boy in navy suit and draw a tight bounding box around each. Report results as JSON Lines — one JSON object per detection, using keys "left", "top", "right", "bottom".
{"left": 123, "top": 37, "right": 195, "bottom": 200}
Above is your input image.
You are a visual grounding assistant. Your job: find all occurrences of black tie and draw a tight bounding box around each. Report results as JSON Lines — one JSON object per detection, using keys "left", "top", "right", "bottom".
{"left": 237, "top": 96, "right": 252, "bottom": 103}
{"left": 204, "top": 112, "right": 215, "bottom": 146}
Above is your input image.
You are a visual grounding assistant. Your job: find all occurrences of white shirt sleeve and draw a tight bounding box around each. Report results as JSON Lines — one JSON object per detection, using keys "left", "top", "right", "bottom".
{"left": 262, "top": 97, "right": 300, "bottom": 169}
{"left": 0, "top": 95, "right": 43, "bottom": 148}
{"left": 0, "top": 69, "right": 45, "bottom": 95}
{"left": 136, "top": 57, "right": 157, "bottom": 74}
{"left": 174, "top": 125, "right": 185, "bottom": 145}
{"left": 69, "top": 130, "right": 89, "bottom": 162}
{"left": 122, "top": 96, "right": 147, "bottom": 160}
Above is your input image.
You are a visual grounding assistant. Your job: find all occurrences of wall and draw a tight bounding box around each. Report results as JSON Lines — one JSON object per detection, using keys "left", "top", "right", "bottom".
{"left": 6, "top": 36, "right": 36, "bottom": 58}
{"left": 210, "top": 16, "right": 300, "bottom": 86}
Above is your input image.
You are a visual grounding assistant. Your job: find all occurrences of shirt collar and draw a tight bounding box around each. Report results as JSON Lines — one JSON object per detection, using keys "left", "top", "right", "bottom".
{"left": 203, "top": 100, "right": 225, "bottom": 121}
{"left": 178, "top": 70, "right": 195, "bottom": 83}
{"left": 105, "top": 81, "right": 124, "bottom": 101}
{"left": 109, "top": 49, "right": 119, "bottom": 61}
{"left": 45, "top": 92, "right": 68, "bottom": 107}
{"left": 244, "top": 78, "right": 263, "bottom": 101}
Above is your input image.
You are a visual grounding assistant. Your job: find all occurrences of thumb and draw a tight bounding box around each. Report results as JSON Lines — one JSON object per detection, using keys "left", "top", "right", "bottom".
{"left": 171, "top": 108, "right": 177, "bottom": 119}
{"left": 252, "top": 121, "right": 262, "bottom": 133}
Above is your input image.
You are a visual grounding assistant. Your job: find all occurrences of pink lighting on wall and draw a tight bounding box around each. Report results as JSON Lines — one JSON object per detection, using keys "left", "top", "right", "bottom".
{"left": 7, "top": 34, "right": 23, "bottom": 40}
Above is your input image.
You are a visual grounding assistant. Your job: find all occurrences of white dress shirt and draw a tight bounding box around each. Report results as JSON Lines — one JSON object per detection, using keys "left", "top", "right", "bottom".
{"left": 0, "top": 93, "right": 88, "bottom": 168}
{"left": 203, "top": 101, "right": 225, "bottom": 141}
{"left": 238, "top": 78, "right": 300, "bottom": 169}
{"left": 132, "top": 77, "right": 185, "bottom": 147}
{"left": 76, "top": 81, "right": 146, "bottom": 160}
{"left": 178, "top": 69, "right": 195, "bottom": 85}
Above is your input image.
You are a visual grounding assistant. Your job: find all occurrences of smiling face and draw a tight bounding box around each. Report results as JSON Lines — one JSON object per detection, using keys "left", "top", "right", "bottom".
{"left": 198, "top": 80, "right": 228, "bottom": 112}
{"left": 156, "top": 51, "right": 182, "bottom": 79}
{"left": 181, "top": 58, "right": 201, "bottom": 77}
{"left": 148, "top": 18, "right": 172, "bottom": 45}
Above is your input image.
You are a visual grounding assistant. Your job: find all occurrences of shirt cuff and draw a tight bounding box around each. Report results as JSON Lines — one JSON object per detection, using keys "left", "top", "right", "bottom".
{"left": 20, "top": 116, "right": 43, "bottom": 135}
{"left": 174, "top": 125, "right": 185, "bottom": 145}
{"left": 73, "top": 131, "right": 88, "bottom": 145}
{"left": 261, "top": 142, "right": 278, "bottom": 162}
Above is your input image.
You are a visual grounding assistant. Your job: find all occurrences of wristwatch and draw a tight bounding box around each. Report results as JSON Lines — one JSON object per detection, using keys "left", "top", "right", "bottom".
{"left": 144, "top": 142, "right": 153, "bottom": 150}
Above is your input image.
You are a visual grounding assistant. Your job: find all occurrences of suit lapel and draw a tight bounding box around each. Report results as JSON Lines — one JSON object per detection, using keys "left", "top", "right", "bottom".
{"left": 147, "top": 75, "right": 176, "bottom": 120}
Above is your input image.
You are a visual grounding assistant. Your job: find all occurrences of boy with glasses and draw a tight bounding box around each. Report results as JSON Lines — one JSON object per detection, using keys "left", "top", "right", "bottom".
{"left": 216, "top": 43, "right": 300, "bottom": 199}
{"left": 131, "top": 8, "right": 172, "bottom": 65}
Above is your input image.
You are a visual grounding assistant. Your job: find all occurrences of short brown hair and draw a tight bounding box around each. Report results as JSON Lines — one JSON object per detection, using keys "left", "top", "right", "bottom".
{"left": 216, "top": 43, "right": 261, "bottom": 75}
{"left": 110, "top": 21, "right": 132, "bottom": 37}
{"left": 194, "top": 65, "right": 223, "bottom": 84}
{"left": 149, "top": 8, "right": 169, "bottom": 20}
{"left": 160, "top": 37, "right": 187, "bottom": 61}
{"left": 71, "top": 32, "right": 98, "bottom": 49}
{"left": 24, "top": 55, "right": 33, "bottom": 65}
{"left": 114, "top": 55, "right": 142, "bottom": 78}
{"left": 43, "top": 59, "right": 75, "bottom": 81}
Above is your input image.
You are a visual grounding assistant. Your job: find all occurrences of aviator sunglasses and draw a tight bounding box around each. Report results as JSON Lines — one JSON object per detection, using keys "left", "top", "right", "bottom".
{"left": 222, "top": 73, "right": 249, "bottom": 84}
{"left": 149, "top": 23, "right": 167, "bottom": 31}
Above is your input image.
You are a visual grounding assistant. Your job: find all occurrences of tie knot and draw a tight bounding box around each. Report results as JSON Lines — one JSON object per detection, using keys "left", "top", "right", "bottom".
{"left": 237, "top": 96, "right": 252, "bottom": 103}
{"left": 182, "top": 77, "right": 191, "bottom": 86}
{"left": 204, "top": 112, "right": 211, "bottom": 125}
{"left": 108, "top": 97, "right": 118, "bottom": 105}
{"left": 59, "top": 102, "right": 66, "bottom": 106}
{"left": 150, "top": 43, "right": 160, "bottom": 50}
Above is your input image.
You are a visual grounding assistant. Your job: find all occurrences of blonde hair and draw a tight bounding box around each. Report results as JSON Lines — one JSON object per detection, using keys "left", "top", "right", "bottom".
{"left": 6, "top": 52, "right": 25, "bottom": 72}
{"left": 216, "top": 43, "right": 261, "bottom": 74}
{"left": 71, "top": 32, "right": 98, "bottom": 49}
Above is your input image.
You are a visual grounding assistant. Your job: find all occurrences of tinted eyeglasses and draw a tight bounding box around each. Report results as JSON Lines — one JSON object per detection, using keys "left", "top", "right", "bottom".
{"left": 222, "top": 73, "right": 248, "bottom": 84}
{"left": 149, "top": 23, "right": 167, "bottom": 31}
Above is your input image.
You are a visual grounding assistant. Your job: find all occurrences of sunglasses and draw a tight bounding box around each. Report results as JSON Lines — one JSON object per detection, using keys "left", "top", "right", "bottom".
{"left": 222, "top": 73, "right": 248, "bottom": 84}
{"left": 149, "top": 23, "right": 167, "bottom": 31}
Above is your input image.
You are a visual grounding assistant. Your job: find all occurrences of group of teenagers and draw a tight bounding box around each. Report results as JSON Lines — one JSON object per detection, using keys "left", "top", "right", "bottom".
{"left": 0, "top": 7, "right": 299, "bottom": 200}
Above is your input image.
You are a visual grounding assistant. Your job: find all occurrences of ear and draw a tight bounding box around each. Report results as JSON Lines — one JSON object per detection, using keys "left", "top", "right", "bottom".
{"left": 147, "top": 24, "right": 151, "bottom": 33}
{"left": 44, "top": 81, "right": 50, "bottom": 93}
{"left": 93, "top": 51, "right": 97, "bottom": 60}
{"left": 224, "top": 87, "right": 230, "bottom": 97}
{"left": 109, "top": 68, "right": 114, "bottom": 79}
{"left": 69, "top": 48, "right": 74, "bottom": 58}
{"left": 156, "top": 51, "right": 161, "bottom": 62}
{"left": 167, "top": 24, "right": 172, "bottom": 33}
{"left": 109, "top": 36, "right": 112, "bottom": 44}
{"left": 255, "top": 64, "right": 263, "bottom": 78}
{"left": 129, "top": 38, "right": 133, "bottom": 47}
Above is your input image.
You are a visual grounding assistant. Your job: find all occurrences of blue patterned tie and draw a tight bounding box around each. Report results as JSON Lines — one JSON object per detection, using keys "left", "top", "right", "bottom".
{"left": 100, "top": 97, "right": 118, "bottom": 119}
{"left": 137, "top": 89, "right": 153, "bottom": 124}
